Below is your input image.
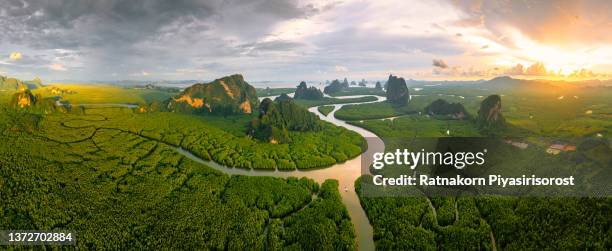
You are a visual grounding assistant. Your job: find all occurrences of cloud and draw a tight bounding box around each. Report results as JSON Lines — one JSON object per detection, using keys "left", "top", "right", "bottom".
{"left": 0, "top": 0, "right": 318, "bottom": 80}
{"left": 568, "top": 69, "right": 596, "bottom": 79}
{"left": 1, "top": 0, "right": 610, "bottom": 81}
{"left": 9, "top": 52, "right": 22, "bottom": 61}
{"left": 49, "top": 63, "right": 67, "bottom": 71}
{"left": 505, "top": 64, "right": 524, "bottom": 75}
{"left": 524, "top": 62, "right": 547, "bottom": 76}
{"left": 432, "top": 59, "right": 449, "bottom": 69}
{"left": 334, "top": 65, "right": 348, "bottom": 73}
{"left": 448, "top": 0, "right": 612, "bottom": 46}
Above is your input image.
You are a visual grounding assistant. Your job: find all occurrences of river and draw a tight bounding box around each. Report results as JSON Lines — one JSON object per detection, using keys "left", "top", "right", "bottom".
{"left": 181, "top": 95, "right": 385, "bottom": 250}
{"left": 84, "top": 95, "right": 386, "bottom": 250}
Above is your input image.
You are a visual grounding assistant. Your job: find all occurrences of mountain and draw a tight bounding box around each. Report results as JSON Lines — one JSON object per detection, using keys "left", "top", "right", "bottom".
{"left": 385, "top": 75, "right": 409, "bottom": 105}
{"left": 25, "top": 77, "right": 44, "bottom": 89}
{"left": 248, "top": 98, "right": 321, "bottom": 143}
{"left": 9, "top": 89, "right": 68, "bottom": 113}
{"left": 477, "top": 76, "right": 584, "bottom": 94}
{"left": 0, "top": 76, "right": 28, "bottom": 91}
{"left": 0, "top": 76, "right": 44, "bottom": 91}
{"left": 10, "top": 89, "right": 38, "bottom": 108}
{"left": 294, "top": 81, "right": 323, "bottom": 100}
{"left": 424, "top": 99, "right": 468, "bottom": 119}
{"left": 166, "top": 74, "right": 259, "bottom": 115}
{"left": 477, "top": 95, "right": 506, "bottom": 131}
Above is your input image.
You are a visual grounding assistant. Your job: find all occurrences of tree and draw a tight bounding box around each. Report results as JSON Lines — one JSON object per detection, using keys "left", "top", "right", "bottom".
{"left": 324, "top": 80, "right": 348, "bottom": 94}
{"left": 294, "top": 81, "right": 323, "bottom": 100}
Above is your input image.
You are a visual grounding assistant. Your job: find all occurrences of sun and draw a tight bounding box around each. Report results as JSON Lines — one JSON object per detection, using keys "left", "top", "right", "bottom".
{"left": 509, "top": 29, "right": 596, "bottom": 77}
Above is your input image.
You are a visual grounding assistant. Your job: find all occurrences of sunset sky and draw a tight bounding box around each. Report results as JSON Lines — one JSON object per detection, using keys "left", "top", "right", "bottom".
{"left": 1, "top": 0, "right": 611, "bottom": 82}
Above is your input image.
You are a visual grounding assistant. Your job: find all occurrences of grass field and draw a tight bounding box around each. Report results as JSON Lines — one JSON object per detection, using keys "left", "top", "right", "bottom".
{"left": 337, "top": 85, "right": 611, "bottom": 137}
{"left": 256, "top": 87, "right": 296, "bottom": 97}
{"left": 33, "top": 83, "right": 179, "bottom": 104}
{"left": 318, "top": 105, "right": 335, "bottom": 116}
{"left": 293, "top": 96, "right": 378, "bottom": 108}
{"left": 327, "top": 87, "right": 385, "bottom": 97}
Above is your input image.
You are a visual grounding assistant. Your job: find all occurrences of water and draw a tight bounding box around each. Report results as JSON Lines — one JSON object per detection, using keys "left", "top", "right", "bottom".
{"left": 171, "top": 95, "right": 386, "bottom": 250}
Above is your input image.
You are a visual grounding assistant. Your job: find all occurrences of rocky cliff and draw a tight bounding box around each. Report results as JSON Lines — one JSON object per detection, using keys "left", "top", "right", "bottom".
{"left": 248, "top": 98, "right": 321, "bottom": 143}
{"left": 385, "top": 75, "right": 409, "bottom": 105}
{"left": 477, "top": 94, "right": 506, "bottom": 130}
{"left": 167, "top": 74, "right": 259, "bottom": 115}
{"left": 424, "top": 99, "right": 468, "bottom": 119}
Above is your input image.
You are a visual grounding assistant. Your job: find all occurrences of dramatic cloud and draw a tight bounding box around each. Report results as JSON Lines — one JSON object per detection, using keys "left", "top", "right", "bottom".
{"left": 0, "top": 0, "right": 610, "bottom": 81}
{"left": 450, "top": 0, "right": 612, "bottom": 46}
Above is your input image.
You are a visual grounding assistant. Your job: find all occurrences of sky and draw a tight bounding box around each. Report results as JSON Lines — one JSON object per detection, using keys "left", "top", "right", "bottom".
{"left": 1, "top": 0, "right": 612, "bottom": 82}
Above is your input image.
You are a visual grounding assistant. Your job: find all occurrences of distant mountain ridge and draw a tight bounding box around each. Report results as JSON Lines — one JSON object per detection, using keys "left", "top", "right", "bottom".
{"left": 0, "top": 75, "right": 44, "bottom": 91}
{"left": 166, "top": 74, "right": 259, "bottom": 115}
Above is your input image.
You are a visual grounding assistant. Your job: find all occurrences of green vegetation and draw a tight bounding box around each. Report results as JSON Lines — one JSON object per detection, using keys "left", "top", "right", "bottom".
{"left": 338, "top": 85, "right": 611, "bottom": 138}
{"left": 358, "top": 179, "right": 612, "bottom": 250}
{"left": 375, "top": 81, "right": 383, "bottom": 90}
{"left": 0, "top": 75, "right": 29, "bottom": 91}
{"left": 248, "top": 99, "right": 322, "bottom": 143}
{"left": 424, "top": 99, "right": 469, "bottom": 118}
{"left": 336, "top": 101, "right": 415, "bottom": 120}
{"left": 318, "top": 105, "right": 335, "bottom": 116}
{"left": 294, "top": 81, "right": 323, "bottom": 100}
{"left": 22, "top": 105, "right": 364, "bottom": 170}
{"left": 356, "top": 186, "right": 493, "bottom": 250}
{"left": 167, "top": 74, "right": 259, "bottom": 115}
{"left": 476, "top": 197, "right": 611, "bottom": 250}
{"left": 335, "top": 94, "right": 472, "bottom": 121}
{"left": 0, "top": 107, "right": 355, "bottom": 249}
{"left": 477, "top": 95, "right": 506, "bottom": 134}
{"left": 274, "top": 93, "right": 293, "bottom": 102}
{"left": 324, "top": 79, "right": 349, "bottom": 94}
{"left": 256, "top": 87, "right": 295, "bottom": 97}
{"left": 327, "top": 87, "right": 385, "bottom": 97}
{"left": 293, "top": 96, "right": 377, "bottom": 108}
{"left": 9, "top": 89, "right": 75, "bottom": 114}
{"left": 385, "top": 75, "right": 409, "bottom": 105}
{"left": 33, "top": 83, "right": 178, "bottom": 104}
{"left": 349, "top": 115, "right": 481, "bottom": 137}
{"left": 353, "top": 86, "right": 612, "bottom": 250}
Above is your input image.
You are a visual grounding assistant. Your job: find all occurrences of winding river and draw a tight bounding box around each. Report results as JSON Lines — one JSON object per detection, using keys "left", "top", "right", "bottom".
{"left": 184, "top": 95, "right": 385, "bottom": 251}
{"left": 86, "top": 95, "right": 386, "bottom": 250}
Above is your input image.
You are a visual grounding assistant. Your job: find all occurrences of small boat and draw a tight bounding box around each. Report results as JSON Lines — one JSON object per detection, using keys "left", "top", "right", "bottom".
{"left": 344, "top": 186, "right": 348, "bottom": 192}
